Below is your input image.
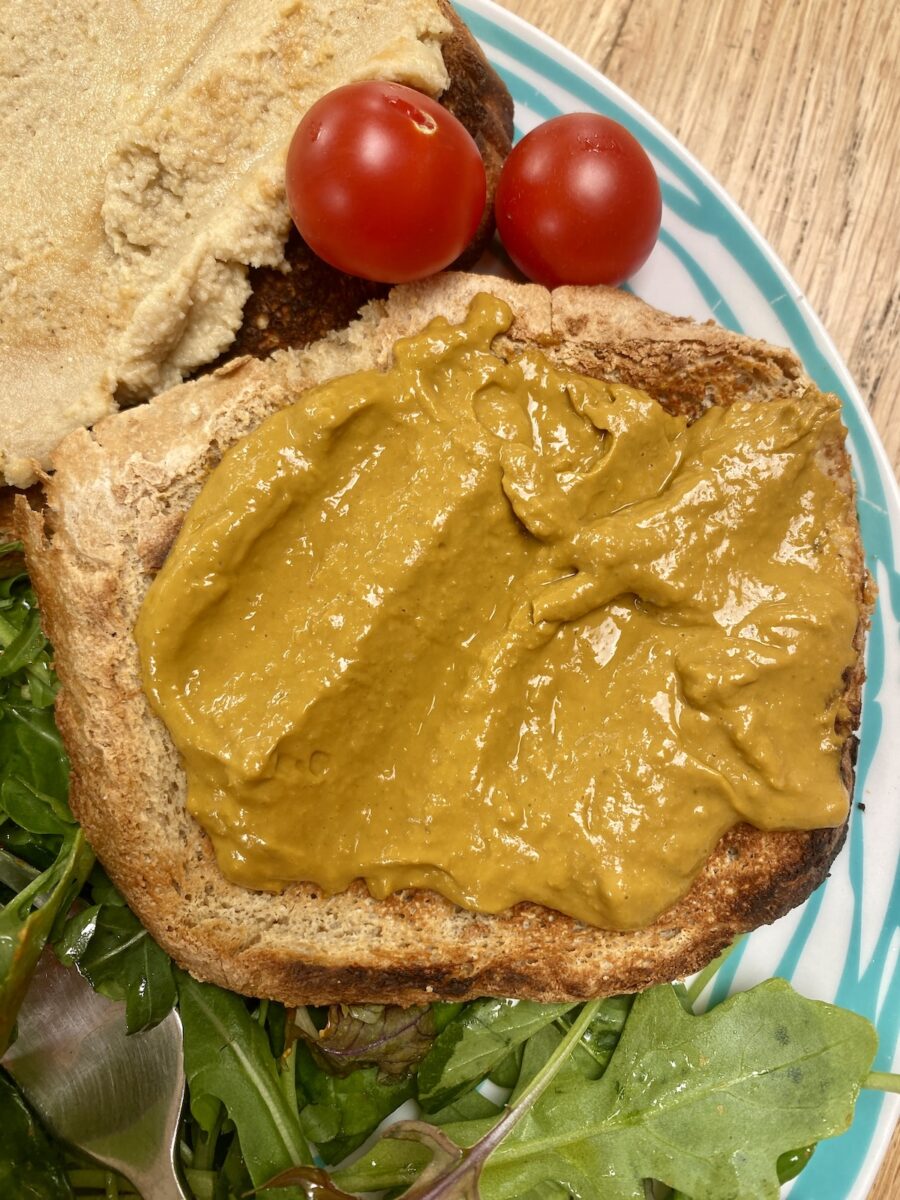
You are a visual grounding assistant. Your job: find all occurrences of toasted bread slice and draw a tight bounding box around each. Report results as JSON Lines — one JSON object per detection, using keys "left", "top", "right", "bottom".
{"left": 18, "top": 274, "right": 871, "bottom": 1005}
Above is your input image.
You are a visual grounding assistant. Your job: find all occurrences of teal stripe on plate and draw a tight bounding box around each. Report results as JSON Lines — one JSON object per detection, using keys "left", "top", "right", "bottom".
{"left": 656, "top": 228, "right": 742, "bottom": 332}
{"left": 460, "top": 4, "right": 900, "bottom": 1195}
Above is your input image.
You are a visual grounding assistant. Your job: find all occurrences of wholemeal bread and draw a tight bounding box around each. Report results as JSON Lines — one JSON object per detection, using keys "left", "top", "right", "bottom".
{"left": 0, "top": 0, "right": 511, "bottom": 488}
{"left": 17, "top": 273, "right": 872, "bottom": 1005}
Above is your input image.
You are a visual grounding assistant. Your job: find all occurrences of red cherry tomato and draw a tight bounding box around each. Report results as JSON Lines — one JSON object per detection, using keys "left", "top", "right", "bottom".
{"left": 494, "top": 113, "right": 662, "bottom": 288}
{"left": 286, "top": 81, "right": 487, "bottom": 284}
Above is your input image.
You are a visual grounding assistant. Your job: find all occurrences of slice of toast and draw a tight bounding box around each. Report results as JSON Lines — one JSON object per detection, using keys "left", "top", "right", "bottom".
{"left": 17, "top": 273, "right": 872, "bottom": 1005}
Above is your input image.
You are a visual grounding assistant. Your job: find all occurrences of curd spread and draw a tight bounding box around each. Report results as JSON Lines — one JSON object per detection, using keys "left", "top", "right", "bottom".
{"left": 136, "top": 294, "right": 860, "bottom": 928}
{"left": 0, "top": 0, "right": 450, "bottom": 486}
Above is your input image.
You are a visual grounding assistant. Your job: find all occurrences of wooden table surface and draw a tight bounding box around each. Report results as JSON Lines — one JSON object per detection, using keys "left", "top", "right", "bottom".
{"left": 492, "top": 1, "right": 899, "bottom": 1196}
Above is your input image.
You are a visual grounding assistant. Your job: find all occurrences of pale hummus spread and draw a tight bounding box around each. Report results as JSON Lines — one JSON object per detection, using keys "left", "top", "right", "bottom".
{"left": 0, "top": 0, "right": 450, "bottom": 487}
{"left": 136, "top": 295, "right": 860, "bottom": 929}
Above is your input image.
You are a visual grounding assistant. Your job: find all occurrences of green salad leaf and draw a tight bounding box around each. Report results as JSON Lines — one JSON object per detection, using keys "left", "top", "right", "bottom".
{"left": 417, "top": 998, "right": 577, "bottom": 1114}
{"left": 468, "top": 982, "right": 876, "bottom": 1198}
{"left": 0, "top": 704, "right": 72, "bottom": 836}
{"left": 56, "top": 901, "right": 177, "bottom": 1034}
{"left": 0, "top": 547, "right": 58, "bottom": 699}
{"left": 426, "top": 1089, "right": 504, "bottom": 1127}
{"left": 0, "top": 549, "right": 72, "bottom": 841}
{"left": 554, "top": 994, "right": 633, "bottom": 1078}
{"left": 281, "top": 1002, "right": 602, "bottom": 1198}
{"left": 295, "top": 1040, "right": 416, "bottom": 1165}
{"left": 331, "top": 982, "right": 877, "bottom": 1200}
{"left": 0, "top": 542, "right": 95, "bottom": 1054}
{"left": 0, "top": 1068, "right": 73, "bottom": 1199}
{"left": 0, "top": 829, "right": 94, "bottom": 1055}
{"left": 0, "top": 845, "right": 41, "bottom": 896}
{"left": 177, "top": 971, "right": 310, "bottom": 1194}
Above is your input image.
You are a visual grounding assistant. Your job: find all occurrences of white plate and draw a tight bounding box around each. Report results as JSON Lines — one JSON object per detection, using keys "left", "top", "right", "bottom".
{"left": 461, "top": 2, "right": 900, "bottom": 1195}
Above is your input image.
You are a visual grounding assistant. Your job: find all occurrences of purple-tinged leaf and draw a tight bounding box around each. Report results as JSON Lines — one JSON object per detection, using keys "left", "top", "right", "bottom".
{"left": 296, "top": 1003, "right": 437, "bottom": 1080}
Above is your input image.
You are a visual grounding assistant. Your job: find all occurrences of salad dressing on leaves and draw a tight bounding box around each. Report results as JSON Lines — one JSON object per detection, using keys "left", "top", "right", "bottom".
{"left": 136, "top": 294, "right": 859, "bottom": 929}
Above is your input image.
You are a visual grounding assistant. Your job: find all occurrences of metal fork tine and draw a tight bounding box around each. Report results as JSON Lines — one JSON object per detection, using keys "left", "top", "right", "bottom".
{"left": 3, "top": 950, "right": 188, "bottom": 1200}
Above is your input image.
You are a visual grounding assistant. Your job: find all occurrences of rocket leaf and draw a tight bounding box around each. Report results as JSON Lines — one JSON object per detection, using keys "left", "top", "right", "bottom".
{"left": 459, "top": 981, "right": 876, "bottom": 1200}
{"left": 554, "top": 994, "right": 633, "bottom": 1079}
{"left": 0, "top": 544, "right": 94, "bottom": 1056}
{"left": 0, "top": 1069, "right": 73, "bottom": 1200}
{"left": 177, "top": 971, "right": 310, "bottom": 1197}
{"left": 417, "top": 998, "right": 577, "bottom": 1114}
{"left": 276, "top": 1002, "right": 602, "bottom": 1198}
{"left": 330, "top": 981, "right": 877, "bottom": 1200}
{"left": 56, "top": 901, "right": 177, "bottom": 1034}
{"left": 0, "top": 829, "right": 94, "bottom": 1056}
{"left": 0, "top": 552, "right": 71, "bottom": 841}
{"left": 295, "top": 1040, "right": 415, "bottom": 1165}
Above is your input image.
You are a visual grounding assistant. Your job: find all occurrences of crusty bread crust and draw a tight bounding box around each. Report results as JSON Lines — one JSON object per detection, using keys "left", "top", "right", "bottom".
{"left": 18, "top": 273, "right": 872, "bottom": 1005}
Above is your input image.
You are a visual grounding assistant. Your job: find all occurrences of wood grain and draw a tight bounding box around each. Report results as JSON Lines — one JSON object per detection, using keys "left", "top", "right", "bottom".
{"left": 492, "top": 2, "right": 899, "bottom": 1196}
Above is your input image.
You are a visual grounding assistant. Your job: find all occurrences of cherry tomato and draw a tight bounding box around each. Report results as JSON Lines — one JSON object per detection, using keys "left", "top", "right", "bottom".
{"left": 286, "top": 81, "right": 487, "bottom": 284}
{"left": 494, "top": 113, "right": 662, "bottom": 288}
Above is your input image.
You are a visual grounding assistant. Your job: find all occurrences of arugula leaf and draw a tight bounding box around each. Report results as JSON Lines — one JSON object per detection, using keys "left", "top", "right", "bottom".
{"left": 456, "top": 982, "right": 877, "bottom": 1200}
{"left": 0, "top": 561, "right": 71, "bottom": 841}
{"left": 0, "top": 846, "right": 40, "bottom": 897}
{"left": 0, "top": 555, "right": 61, "bottom": 708}
{"left": 300, "top": 998, "right": 624, "bottom": 1176}
{"left": 776, "top": 1145, "right": 815, "bottom": 1184}
{"left": 0, "top": 825, "right": 63, "bottom": 875}
{"left": 177, "top": 971, "right": 310, "bottom": 1195}
{"left": 516, "top": 1185, "right": 571, "bottom": 1200}
{"left": 295, "top": 1040, "right": 415, "bottom": 1165}
{"left": 0, "top": 544, "right": 92, "bottom": 1055}
{"left": 0, "top": 606, "right": 47, "bottom": 681}
{"left": 0, "top": 829, "right": 94, "bottom": 1055}
{"left": 555, "top": 995, "right": 633, "bottom": 1079}
{"left": 56, "top": 901, "right": 177, "bottom": 1033}
{"left": 219, "top": 1127, "right": 257, "bottom": 1198}
{"left": 305, "top": 1003, "right": 602, "bottom": 1199}
{"left": 0, "top": 1069, "right": 73, "bottom": 1199}
{"left": 471, "top": 995, "right": 630, "bottom": 1123}
{"left": 486, "top": 1046, "right": 523, "bottom": 1090}
{"left": 427, "top": 1090, "right": 504, "bottom": 1127}
{"left": 0, "top": 702, "right": 71, "bottom": 832}
{"left": 417, "top": 998, "right": 577, "bottom": 1114}
{"left": 295, "top": 1003, "right": 437, "bottom": 1081}
{"left": 328, "top": 982, "right": 876, "bottom": 1200}
{"left": 84, "top": 861, "right": 131, "bottom": 907}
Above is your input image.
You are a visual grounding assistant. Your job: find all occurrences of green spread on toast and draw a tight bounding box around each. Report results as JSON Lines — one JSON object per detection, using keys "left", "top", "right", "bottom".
{"left": 137, "top": 294, "right": 859, "bottom": 928}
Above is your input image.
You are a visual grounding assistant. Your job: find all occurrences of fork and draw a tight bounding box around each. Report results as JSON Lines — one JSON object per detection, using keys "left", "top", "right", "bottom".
{"left": 2, "top": 948, "right": 188, "bottom": 1200}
